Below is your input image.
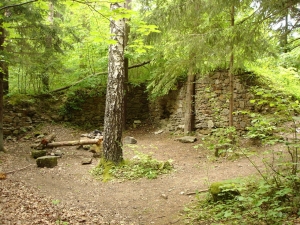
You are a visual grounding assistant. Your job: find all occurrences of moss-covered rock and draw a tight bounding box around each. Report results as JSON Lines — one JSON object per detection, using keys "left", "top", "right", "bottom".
{"left": 36, "top": 156, "right": 58, "bottom": 168}
{"left": 210, "top": 181, "right": 240, "bottom": 202}
{"left": 31, "top": 150, "right": 47, "bottom": 159}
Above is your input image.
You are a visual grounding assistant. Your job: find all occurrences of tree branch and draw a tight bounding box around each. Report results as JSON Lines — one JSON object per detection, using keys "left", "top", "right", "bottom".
{"left": 50, "top": 60, "right": 151, "bottom": 93}
{"left": 0, "top": 0, "right": 38, "bottom": 11}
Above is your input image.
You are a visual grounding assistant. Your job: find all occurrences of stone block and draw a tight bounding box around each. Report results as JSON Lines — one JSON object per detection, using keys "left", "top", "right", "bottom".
{"left": 31, "top": 150, "right": 47, "bottom": 159}
{"left": 36, "top": 156, "right": 58, "bottom": 168}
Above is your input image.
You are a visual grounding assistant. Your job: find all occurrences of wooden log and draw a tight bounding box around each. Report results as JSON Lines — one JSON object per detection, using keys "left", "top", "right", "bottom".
{"left": 45, "top": 137, "right": 103, "bottom": 148}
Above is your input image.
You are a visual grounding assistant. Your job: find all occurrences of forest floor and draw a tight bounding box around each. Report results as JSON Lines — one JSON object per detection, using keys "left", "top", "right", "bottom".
{"left": 0, "top": 123, "right": 278, "bottom": 225}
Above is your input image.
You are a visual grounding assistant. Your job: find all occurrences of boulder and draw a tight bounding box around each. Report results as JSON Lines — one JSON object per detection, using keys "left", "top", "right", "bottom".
{"left": 31, "top": 150, "right": 47, "bottom": 159}
{"left": 36, "top": 156, "right": 58, "bottom": 168}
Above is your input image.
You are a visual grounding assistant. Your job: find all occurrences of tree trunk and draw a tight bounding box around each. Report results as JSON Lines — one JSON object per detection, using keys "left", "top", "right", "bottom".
{"left": 228, "top": 5, "right": 235, "bottom": 127}
{"left": 103, "top": 2, "right": 125, "bottom": 163}
{"left": 184, "top": 73, "right": 195, "bottom": 134}
{"left": 0, "top": 21, "right": 4, "bottom": 151}
{"left": 123, "top": 0, "right": 131, "bottom": 129}
{"left": 41, "top": 0, "right": 54, "bottom": 92}
{"left": 3, "top": 63, "right": 8, "bottom": 95}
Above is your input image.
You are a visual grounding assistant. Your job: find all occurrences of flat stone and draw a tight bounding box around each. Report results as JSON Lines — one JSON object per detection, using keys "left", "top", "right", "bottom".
{"left": 31, "top": 150, "right": 47, "bottom": 159}
{"left": 81, "top": 158, "right": 93, "bottom": 165}
{"left": 36, "top": 156, "right": 58, "bottom": 168}
{"left": 154, "top": 130, "right": 164, "bottom": 135}
{"left": 176, "top": 136, "right": 197, "bottom": 143}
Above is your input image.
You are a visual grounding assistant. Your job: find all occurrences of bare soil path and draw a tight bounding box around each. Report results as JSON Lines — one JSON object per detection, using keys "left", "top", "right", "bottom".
{"left": 0, "top": 123, "right": 267, "bottom": 225}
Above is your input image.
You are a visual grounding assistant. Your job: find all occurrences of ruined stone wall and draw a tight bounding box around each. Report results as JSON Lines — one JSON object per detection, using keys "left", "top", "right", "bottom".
{"left": 150, "top": 71, "right": 255, "bottom": 134}
{"left": 3, "top": 72, "right": 256, "bottom": 137}
{"left": 3, "top": 103, "right": 47, "bottom": 138}
{"left": 63, "top": 84, "right": 150, "bottom": 128}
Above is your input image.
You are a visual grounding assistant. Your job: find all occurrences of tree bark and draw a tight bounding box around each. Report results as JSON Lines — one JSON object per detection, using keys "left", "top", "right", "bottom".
{"left": 184, "top": 73, "right": 195, "bottom": 134}
{"left": 123, "top": 0, "right": 131, "bottom": 129}
{"left": 103, "top": 2, "right": 125, "bottom": 163}
{"left": 0, "top": 21, "right": 4, "bottom": 152}
{"left": 228, "top": 5, "right": 235, "bottom": 127}
{"left": 41, "top": 0, "right": 54, "bottom": 92}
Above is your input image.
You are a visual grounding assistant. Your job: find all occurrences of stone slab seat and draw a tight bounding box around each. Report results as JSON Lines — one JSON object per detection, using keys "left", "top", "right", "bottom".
{"left": 36, "top": 156, "right": 58, "bottom": 168}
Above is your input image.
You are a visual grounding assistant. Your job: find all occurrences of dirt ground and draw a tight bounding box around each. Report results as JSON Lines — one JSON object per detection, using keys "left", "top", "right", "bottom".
{"left": 0, "top": 123, "right": 272, "bottom": 225}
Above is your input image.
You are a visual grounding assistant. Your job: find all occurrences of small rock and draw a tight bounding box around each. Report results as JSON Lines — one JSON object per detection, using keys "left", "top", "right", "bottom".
{"left": 81, "top": 158, "right": 93, "bottom": 165}
{"left": 82, "top": 145, "right": 90, "bottom": 150}
{"left": 124, "top": 136, "right": 137, "bottom": 144}
{"left": 36, "top": 134, "right": 45, "bottom": 139}
{"left": 161, "top": 194, "right": 168, "bottom": 199}
{"left": 154, "top": 130, "right": 164, "bottom": 135}
{"left": 6, "top": 136, "right": 13, "bottom": 141}
{"left": 54, "top": 150, "right": 64, "bottom": 158}
{"left": 93, "top": 152, "right": 102, "bottom": 158}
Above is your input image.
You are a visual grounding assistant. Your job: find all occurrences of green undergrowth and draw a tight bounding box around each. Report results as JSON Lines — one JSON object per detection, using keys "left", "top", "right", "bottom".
{"left": 183, "top": 175, "right": 300, "bottom": 225}
{"left": 91, "top": 151, "right": 173, "bottom": 182}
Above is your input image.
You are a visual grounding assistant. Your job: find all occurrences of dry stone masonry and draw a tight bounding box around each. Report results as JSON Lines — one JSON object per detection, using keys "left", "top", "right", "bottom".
{"left": 150, "top": 71, "right": 255, "bottom": 134}
{"left": 4, "top": 71, "right": 257, "bottom": 137}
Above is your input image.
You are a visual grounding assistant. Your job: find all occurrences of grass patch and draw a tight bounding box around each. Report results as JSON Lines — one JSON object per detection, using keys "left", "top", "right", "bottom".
{"left": 91, "top": 151, "right": 173, "bottom": 181}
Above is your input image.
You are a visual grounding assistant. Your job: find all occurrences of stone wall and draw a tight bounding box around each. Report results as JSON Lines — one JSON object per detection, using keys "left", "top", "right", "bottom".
{"left": 3, "top": 103, "right": 47, "bottom": 138}
{"left": 3, "top": 71, "right": 257, "bottom": 137}
{"left": 63, "top": 84, "right": 150, "bottom": 128}
{"left": 150, "top": 71, "right": 255, "bottom": 134}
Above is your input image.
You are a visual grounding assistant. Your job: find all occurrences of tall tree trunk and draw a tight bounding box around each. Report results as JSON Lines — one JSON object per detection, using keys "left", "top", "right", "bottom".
{"left": 42, "top": 0, "right": 54, "bottom": 92}
{"left": 103, "top": 2, "right": 125, "bottom": 163}
{"left": 2, "top": 10, "right": 9, "bottom": 95}
{"left": 123, "top": 0, "right": 131, "bottom": 129}
{"left": 184, "top": 72, "right": 195, "bottom": 134}
{"left": 228, "top": 5, "right": 235, "bottom": 127}
{"left": 0, "top": 22, "right": 4, "bottom": 151}
{"left": 282, "top": 13, "right": 289, "bottom": 53}
{"left": 3, "top": 63, "right": 8, "bottom": 94}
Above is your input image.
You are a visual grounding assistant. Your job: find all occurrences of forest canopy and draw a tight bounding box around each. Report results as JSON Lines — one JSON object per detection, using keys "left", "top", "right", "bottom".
{"left": 0, "top": 0, "right": 299, "bottom": 98}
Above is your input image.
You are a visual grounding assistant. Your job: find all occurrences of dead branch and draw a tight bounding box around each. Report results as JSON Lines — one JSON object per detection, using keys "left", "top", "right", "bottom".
{"left": 45, "top": 138, "right": 103, "bottom": 148}
{"left": 186, "top": 189, "right": 209, "bottom": 195}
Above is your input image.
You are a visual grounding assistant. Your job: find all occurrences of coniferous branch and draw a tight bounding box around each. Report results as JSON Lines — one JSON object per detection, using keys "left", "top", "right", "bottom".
{"left": 0, "top": 0, "right": 38, "bottom": 11}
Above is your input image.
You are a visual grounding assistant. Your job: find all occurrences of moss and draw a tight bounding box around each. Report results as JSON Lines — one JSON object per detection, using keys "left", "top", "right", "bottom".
{"left": 36, "top": 156, "right": 58, "bottom": 168}
{"left": 31, "top": 150, "right": 47, "bottom": 159}
{"left": 210, "top": 181, "right": 240, "bottom": 202}
{"left": 96, "top": 158, "right": 124, "bottom": 182}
